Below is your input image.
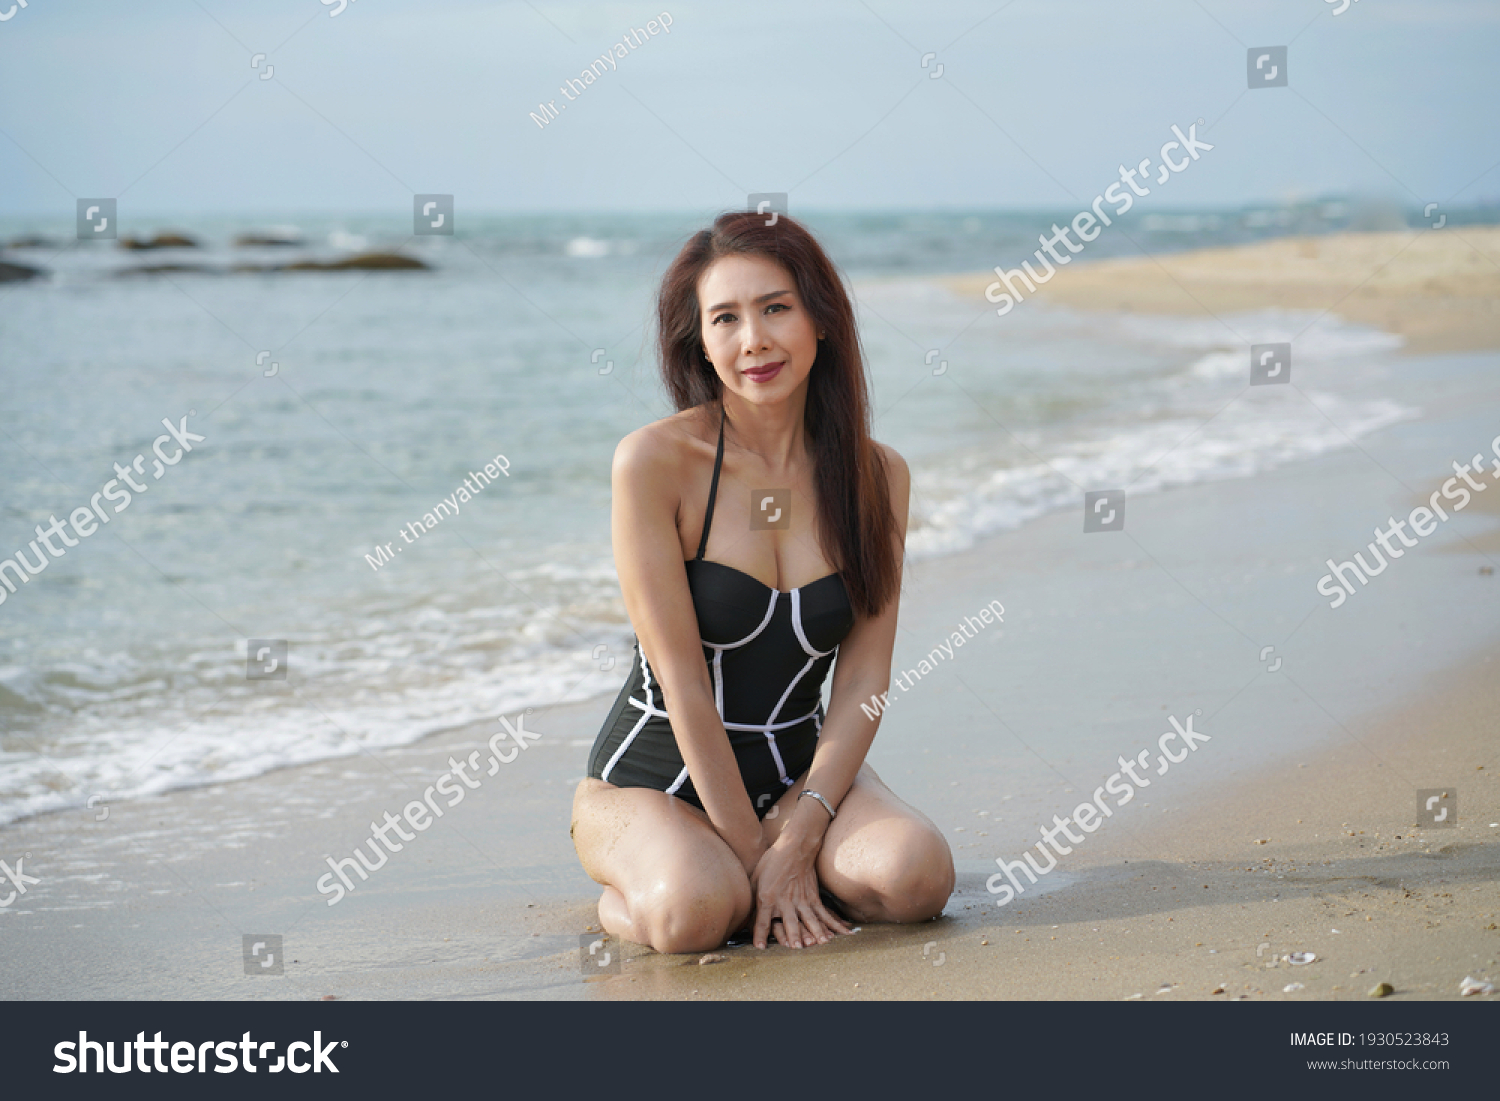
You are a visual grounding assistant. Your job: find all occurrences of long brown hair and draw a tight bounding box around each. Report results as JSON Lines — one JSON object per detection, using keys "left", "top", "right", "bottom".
{"left": 656, "top": 211, "right": 899, "bottom": 618}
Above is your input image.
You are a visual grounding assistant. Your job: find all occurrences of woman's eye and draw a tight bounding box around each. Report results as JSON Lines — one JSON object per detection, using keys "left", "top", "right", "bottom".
{"left": 712, "top": 312, "right": 735, "bottom": 325}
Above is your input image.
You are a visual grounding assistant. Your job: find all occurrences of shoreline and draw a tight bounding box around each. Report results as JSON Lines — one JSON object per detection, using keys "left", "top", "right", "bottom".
{"left": 4, "top": 227, "right": 1498, "bottom": 1001}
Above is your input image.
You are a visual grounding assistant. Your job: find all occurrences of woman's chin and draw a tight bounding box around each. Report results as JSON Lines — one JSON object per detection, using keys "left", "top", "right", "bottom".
{"left": 730, "top": 374, "right": 809, "bottom": 407}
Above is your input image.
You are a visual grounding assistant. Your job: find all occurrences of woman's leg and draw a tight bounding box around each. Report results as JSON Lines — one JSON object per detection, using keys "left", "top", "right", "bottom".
{"left": 764, "top": 763, "right": 954, "bottom": 925}
{"left": 571, "top": 778, "right": 753, "bottom": 954}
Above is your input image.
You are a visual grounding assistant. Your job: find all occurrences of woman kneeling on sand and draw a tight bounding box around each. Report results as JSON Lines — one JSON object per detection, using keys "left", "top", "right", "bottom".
{"left": 571, "top": 211, "right": 954, "bottom": 953}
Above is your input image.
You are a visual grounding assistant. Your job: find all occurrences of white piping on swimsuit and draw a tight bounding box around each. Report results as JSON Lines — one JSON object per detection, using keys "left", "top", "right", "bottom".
{"left": 601, "top": 645, "right": 656, "bottom": 783}
{"left": 639, "top": 585, "right": 836, "bottom": 795}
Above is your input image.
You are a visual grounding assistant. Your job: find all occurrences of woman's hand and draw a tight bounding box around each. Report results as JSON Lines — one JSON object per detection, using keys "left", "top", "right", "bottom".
{"left": 749, "top": 838, "right": 852, "bottom": 949}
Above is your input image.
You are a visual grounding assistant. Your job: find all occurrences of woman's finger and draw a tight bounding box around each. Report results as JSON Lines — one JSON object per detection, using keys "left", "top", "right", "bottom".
{"left": 813, "top": 899, "right": 852, "bottom": 936}
{"left": 776, "top": 904, "right": 805, "bottom": 949}
{"left": 797, "top": 902, "right": 829, "bottom": 945}
{"left": 751, "top": 900, "right": 775, "bottom": 949}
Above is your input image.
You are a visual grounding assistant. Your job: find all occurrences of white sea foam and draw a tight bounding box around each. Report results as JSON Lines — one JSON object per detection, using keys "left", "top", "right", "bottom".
{"left": 564, "top": 236, "right": 610, "bottom": 258}
{"left": 907, "top": 391, "right": 1415, "bottom": 557}
{"left": 905, "top": 308, "right": 1416, "bottom": 557}
{"left": 0, "top": 556, "right": 636, "bottom": 828}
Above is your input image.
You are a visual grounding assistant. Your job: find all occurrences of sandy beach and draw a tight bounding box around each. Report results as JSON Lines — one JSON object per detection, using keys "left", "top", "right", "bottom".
{"left": 4, "top": 228, "right": 1498, "bottom": 1002}
{"left": 945, "top": 226, "right": 1500, "bottom": 355}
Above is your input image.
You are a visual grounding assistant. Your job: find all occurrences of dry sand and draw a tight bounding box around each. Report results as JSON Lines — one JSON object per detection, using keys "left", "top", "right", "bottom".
{"left": 944, "top": 226, "right": 1500, "bottom": 355}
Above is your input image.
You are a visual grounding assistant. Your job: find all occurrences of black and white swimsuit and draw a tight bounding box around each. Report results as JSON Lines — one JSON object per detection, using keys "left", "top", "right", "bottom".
{"left": 587, "top": 406, "right": 856, "bottom": 817}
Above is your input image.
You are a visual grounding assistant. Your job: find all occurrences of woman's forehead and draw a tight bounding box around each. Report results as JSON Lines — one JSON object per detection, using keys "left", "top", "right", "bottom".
{"left": 697, "top": 254, "right": 793, "bottom": 301}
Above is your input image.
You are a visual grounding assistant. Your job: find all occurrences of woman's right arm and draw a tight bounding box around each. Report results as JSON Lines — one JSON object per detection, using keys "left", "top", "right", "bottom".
{"left": 610, "top": 425, "right": 764, "bottom": 874}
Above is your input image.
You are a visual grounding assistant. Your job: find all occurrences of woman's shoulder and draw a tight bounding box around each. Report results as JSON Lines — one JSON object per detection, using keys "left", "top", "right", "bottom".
{"left": 871, "top": 439, "right": 908, "bottom": 473}
{"left": 611, "top": 407, "right": 715, "bottom": 484}
{"left": 871, "top": 439, "right": 910, "bottom": 497}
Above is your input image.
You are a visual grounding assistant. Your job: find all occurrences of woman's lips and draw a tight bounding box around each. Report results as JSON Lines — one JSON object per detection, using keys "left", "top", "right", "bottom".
{"left": 743, "top": 361, "right": 784, "bottom": 383}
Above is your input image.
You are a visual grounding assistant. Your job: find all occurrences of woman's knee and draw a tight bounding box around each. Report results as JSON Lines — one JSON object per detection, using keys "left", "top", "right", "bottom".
{"left": 891, "top": 828, "right": 956, "bottom": 922}
{"left": 836, "top": 821, "right": 954, "bottom": 924}
{"left": 631, "top": 868, "right": 751, "bottom": 954}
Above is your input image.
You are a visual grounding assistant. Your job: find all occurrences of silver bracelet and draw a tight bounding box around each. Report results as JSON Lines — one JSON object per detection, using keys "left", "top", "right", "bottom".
{"left": 798, "top": 788, "right": 837, "bottom": 821}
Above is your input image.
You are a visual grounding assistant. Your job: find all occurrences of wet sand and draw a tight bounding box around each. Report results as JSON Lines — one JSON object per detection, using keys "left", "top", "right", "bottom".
{"left": 4, "top": 425, "right": 1496, "bottom": 1001}
{"left": 610, "top": 651, "right": 1498, "bottom": 1002}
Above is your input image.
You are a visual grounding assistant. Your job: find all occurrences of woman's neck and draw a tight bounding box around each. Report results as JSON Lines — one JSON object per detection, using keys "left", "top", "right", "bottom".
{"left": 721, "top": 384, "right": 810, "bottom": 473}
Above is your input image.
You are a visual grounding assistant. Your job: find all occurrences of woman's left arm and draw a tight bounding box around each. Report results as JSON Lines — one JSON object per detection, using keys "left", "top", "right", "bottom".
{"left": 750, "top": 445, "right": 910, "bottom": 948}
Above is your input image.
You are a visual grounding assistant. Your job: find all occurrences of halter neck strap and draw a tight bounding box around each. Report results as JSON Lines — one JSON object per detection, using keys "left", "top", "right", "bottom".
{"left": 694, "top": 403, "right": 727, "bottom": 561}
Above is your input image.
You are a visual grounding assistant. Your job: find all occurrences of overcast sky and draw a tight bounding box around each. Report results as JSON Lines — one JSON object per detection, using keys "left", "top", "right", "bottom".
{"left": 1, "top": 0, "right": 1497, "bottom": 216}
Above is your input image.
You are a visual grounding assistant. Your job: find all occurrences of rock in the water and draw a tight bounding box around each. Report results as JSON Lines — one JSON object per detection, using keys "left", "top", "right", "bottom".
{"left": 119, "top": 232, "right": 200, "bottom": 250}
{"left": 275, "top": 252, "right": 428, "bottom": 272}
{"left": 114, "top": 263, "right": 218, "bottom": 276}
{"left": 0, "top": 260, "right": 44, "bottom": 282}
{"left": 112, "top": 252, "right": 430, "bottom": 276}
{"left": 234, "top": 227, "right": 304, "bottom": 247}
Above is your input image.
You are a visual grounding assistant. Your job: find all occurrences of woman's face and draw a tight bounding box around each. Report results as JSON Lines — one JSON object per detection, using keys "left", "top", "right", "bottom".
{"left": 697, "top": 253, "right": 819, "bottom": 408}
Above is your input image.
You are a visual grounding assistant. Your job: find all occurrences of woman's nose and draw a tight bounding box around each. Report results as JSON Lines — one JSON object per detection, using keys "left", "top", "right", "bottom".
{"left": 741, "top": 318, "right": 769, "bottom": 354}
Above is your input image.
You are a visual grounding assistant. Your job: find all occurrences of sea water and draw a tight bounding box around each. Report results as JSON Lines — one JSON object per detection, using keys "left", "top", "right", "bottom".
{"left": 0, "top": 210, "right": 1414, "bottom": 824}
